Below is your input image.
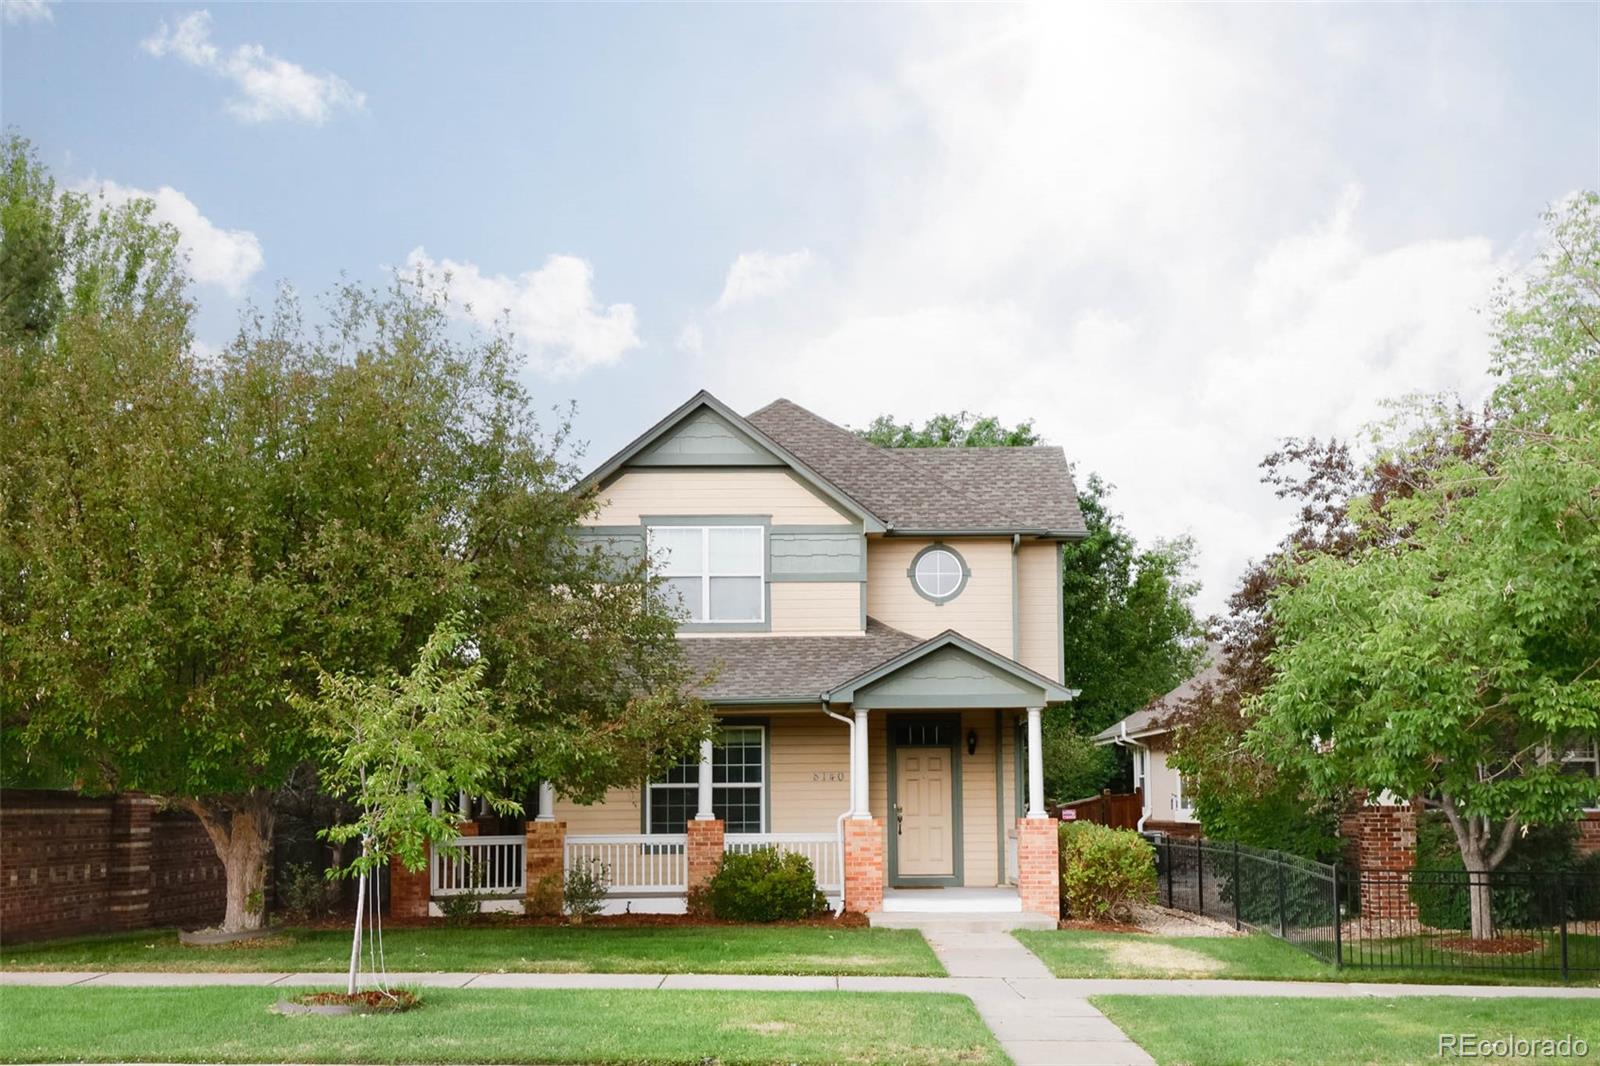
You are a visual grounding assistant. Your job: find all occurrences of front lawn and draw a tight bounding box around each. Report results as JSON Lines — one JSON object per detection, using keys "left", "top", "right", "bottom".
{"left": 0, "top": 986, "right": 1005, "bottom": 1065}
{"left": 1016, "top": 930, "right": 1600, "bottom": 986}
{"left": 1093, "top": 995, "right": 1600, "bottom": 1065}
{"left": 0, "top": 924, "right": 941, "bottom": 977}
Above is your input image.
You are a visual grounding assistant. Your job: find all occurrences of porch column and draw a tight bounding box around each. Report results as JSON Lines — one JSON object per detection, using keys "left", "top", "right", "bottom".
{"left": 694, "top": 739, "right": 715, "bottom": 821}
{"left": 535, "top": 780, "right": 556, "bottom": 822}
{"left": 1026, "top": 706, "right": 1046, "bottom": 818}
{"left": 852, "top": 709, "right": 871, "bottom": 818}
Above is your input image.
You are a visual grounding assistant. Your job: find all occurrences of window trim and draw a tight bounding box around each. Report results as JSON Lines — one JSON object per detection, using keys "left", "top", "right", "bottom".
{"left": 906, "top": 542, "right": 971, "bottom": 606}
{"left": 1561, "top": 735, "right": 1600, "bottom": 812}
{"left": 644, "top": 722, "right": 769, "bottom": 835}
{"left": 644, "top": 515, "right": 771, "bottom": 632}
{"left": 1172, "top": 765, "right": 1193, "bottom": 812}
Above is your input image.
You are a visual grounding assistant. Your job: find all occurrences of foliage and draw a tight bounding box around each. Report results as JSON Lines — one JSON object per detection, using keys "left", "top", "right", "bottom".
{"left": 523, "top": 874, "right": 563, "bottom": 919}
{"left": 563, "top": 859, "right": 610, "bottom": 921}
{"left": 1040, "top": 728, "right": 1116, "bottom": 805}
{"left": 275, "top": 863, "right": 337, "bottom": 923}
{"left": 1195, "top": 790, "right": 1342, "bottom": 863}
{"left": 1407, "top": 813, "right": 1600, "bottom": 930}
{"left": 1, "top": 140, "right": 709, "bottom": 930}
{"left": 301, "top": 615, "right": 522, "bottom": 879}
{"left": 1058, "top": 822, "right": 1156, "bottom": 922}
{"left": 857, "top": 411, "right": 1041, "bottom": 448}
{"left": 439, "top": 891, "right": 482, "bottom": 928}
{"left": 706, "top": 847, "right": 829, "bottom": 922}
{"left": 1250, "top": 195, "right": 1600, "bottom": 938}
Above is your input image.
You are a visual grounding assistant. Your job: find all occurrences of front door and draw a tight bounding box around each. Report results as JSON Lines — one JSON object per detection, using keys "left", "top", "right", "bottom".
{"left": 895, "top": 749, "right": 954, "bottom": 878}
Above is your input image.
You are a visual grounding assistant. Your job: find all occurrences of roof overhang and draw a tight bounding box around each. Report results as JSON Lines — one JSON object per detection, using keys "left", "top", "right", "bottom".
{"left": 824, "top": 630, "right": 1076, "bottom": 710}
{"left": 575, "top": 390, "right": 886, "bottom": 533}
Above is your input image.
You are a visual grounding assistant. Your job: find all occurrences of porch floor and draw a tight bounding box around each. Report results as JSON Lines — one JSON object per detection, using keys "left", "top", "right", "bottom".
{"left": 881, "top": 887, "right": 1022, "bottom": 914}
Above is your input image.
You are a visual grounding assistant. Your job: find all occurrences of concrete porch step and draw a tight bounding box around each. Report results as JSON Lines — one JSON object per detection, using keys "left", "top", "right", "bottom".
{"left": 867, "top": 910, "right": 1057, "bottom": 932}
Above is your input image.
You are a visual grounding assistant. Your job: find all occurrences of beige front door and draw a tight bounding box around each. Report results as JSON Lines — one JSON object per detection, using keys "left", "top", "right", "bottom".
{"left": 895, "top": 750, "right": 954, "bottom": 878}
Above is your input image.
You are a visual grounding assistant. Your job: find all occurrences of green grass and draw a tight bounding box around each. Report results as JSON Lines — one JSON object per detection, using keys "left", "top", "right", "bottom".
{"left": 0, "top": 925, "right": 942, "bottom": 977}
{"left": 1093, "top": 995, "right": 1600, "bottom": 1065}
{"left": 0, "top": 986, "right": 1006, "bottom": 1065}
{"left": 1015, "top": 930, "right": 1600, "bottom": 986}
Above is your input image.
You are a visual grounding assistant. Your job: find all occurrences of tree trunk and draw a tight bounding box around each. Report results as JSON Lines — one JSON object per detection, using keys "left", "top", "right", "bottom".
{"left": 1467, "top": 869, "right": 1494, "bottom": 942}
{"left": 184, "top": 793, "right": 276, "bottom": 933}
{"left": 1434, "top": 795, "right": 1518, "bottom": 942}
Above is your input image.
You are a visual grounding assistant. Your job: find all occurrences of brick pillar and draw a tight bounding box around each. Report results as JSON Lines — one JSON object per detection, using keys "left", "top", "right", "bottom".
{"left": 1016, "top": 816, "right": 1060, "bottom": 919}
{"left": 686, "top": 818, "right": 724, "bottom": 891}
{"left": 843, "top": 818, "right": 885, "bottom": 914}
{"left": 388, "top": 846, "right": 431, "bottom": 920}
{"left": 1576, "top": 813, "right": 1600, "bottom": 858}
{"left": 455, "top": 821, "right": 480, "bottom": 838}
{"left": 1340, "top": 800, "right": 1417, "bottom": 923}
{"left": 525, "top": 820, "right": 566, "bottom": 915}
{"left": 106, "top": 794, "right": 155, "bottom": 930}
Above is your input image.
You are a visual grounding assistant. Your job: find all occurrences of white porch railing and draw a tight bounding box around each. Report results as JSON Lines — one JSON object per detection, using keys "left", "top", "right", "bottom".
{"left": 430, "top": 834, "right": 525, "bottom": 897}
{"left": 725, "top": 832, "right": 842, "bottom": 894}
{"left": 565, "top": 833, "right": 688, "bottom": 894}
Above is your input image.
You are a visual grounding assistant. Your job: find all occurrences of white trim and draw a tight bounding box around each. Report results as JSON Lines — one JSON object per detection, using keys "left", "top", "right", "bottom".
{"left": 647, "top": 724, "right": 768, "bottom": 834}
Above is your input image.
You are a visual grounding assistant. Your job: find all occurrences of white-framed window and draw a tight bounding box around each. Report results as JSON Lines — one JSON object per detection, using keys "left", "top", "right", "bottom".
{"left": 648, "top": 525, "right": 764, "bottom": 623}
{"left": 1562, "top": 737, "right": 1599, "bottom": 809}
{"left": 646, "top": 725, "right": 767, "bottom": 834}
{"left": 1172, "top": 767, "right": 1193, "bottom": 812}
{"left": 1132, "top": 748, "right": 1147, "bottom": 793}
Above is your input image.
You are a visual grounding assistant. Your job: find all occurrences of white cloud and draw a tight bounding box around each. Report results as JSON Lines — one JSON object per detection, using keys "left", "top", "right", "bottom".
{"left": 77, "top": 180, "right": 264, "bottom": 295}
{"left": 715, "top": 250, "right": 815, "bottom": 311}
{"left": 142, "top": 10, "right": 365, "bottom": 124}
{"left": 3, "top": 0, "right": 54, "bottom": 25}
{"left": 681, "top": 4, "right": 1518, "bottom": 616}
{"left": 406, "top": 249, "right": 641, "bottom": 378}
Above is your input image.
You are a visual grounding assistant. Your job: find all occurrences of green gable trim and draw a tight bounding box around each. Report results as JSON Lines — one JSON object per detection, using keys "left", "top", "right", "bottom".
{"left": 630, "top": 407, "right": 784, "bottom": 467}
{"left": 825, "top": 631, "right": 1075, "bottom": 708}
{"left": 576, "top": 391, "right": 886, "bottom": 533}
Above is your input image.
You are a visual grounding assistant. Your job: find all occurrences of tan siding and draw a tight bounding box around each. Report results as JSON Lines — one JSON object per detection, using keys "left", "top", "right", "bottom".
{"left": 866, "top": 538, "right": 1014, "bottom": 656}
{"left": 769, "top": 582, "right": 861, "bottom": 635}
{"left": 959, "top": 710, "right": 1002, "bottom": 886}
{"left": 1146, "top": 748, "right": 1197, "bottom": 825}
{"left": 555, "top": 787, "right": 642, "bottom": 833}
{"left": 585, "top": 469, "right": 851, "bottom": 526}
{"left": 1017, "top": 541, "right": 1062, "bottom": 683}
{"left": 749, "top": 713, "right": 852, "bottom": 832}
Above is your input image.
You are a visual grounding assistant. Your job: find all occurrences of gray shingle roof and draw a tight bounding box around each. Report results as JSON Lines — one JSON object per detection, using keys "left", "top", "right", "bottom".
{"left": 745, "top": 399, "right": 1085, "bottom": 535}
{"left": 681, "top": 618, "right": 921, "bottom": 703}
{"left": 1092, "top": 643, "right": 1222, "bottom": 743}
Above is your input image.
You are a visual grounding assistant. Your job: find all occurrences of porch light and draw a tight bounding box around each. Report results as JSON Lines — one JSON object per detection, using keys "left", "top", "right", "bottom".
{"left": 966, "top": 729, "right": 978, "bottom": 756}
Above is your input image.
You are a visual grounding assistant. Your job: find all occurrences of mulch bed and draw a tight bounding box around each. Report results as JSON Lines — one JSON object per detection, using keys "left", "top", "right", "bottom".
{"left": 1434, "top": 935, "right": 1544, "bottom": 955}
{"left": 273, "top": 988, "right": 420, "bottom": 1015}
{"left": 297, "top": 911, "right": 870, "bottom": 931}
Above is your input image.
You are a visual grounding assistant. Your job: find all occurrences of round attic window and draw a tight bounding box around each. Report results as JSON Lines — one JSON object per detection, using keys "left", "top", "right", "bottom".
{"left": 910, "top": 545, "right": 969, "bottom": 604}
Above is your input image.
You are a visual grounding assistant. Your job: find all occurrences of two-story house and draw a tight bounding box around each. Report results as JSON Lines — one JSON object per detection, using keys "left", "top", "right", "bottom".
{"left": 403, "top": 391, "right": 1082, "bottom": 921}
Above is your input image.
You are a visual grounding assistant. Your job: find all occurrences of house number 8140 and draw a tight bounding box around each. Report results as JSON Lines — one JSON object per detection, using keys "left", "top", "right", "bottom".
{"left": 811, "top": 771, "right": 848, "bottom": 782}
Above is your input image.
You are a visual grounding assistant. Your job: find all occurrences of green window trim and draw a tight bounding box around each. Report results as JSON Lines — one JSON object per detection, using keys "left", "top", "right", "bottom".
{"left": 906, "top": 543, "right": 971, "bottom": 606}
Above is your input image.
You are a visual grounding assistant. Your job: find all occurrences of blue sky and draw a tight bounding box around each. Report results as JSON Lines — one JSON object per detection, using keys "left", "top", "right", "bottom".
{"left": 5, "top": 2, "right": 1596, "bottom": 612}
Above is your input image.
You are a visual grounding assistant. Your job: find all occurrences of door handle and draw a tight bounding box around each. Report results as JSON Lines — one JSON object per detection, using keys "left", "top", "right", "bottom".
{"left": 893, "top": 803, "right": 904, "bottom": 836}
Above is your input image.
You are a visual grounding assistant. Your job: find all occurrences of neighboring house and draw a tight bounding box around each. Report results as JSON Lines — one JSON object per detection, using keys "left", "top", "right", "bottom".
{"left": 400, "top": 390, "right": 1085, "bottom": 920}
{"left": 1091, "top": 646, "right": 1218, "bottom": 839}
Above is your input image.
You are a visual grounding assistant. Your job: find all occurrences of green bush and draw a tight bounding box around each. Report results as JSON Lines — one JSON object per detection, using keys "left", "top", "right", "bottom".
{"left": 1059, "top": 822, "right": 1156, "bottom": 921}
{"left": 707, "top": 846, "right": 828, "bottom": 922}
{"left": 563, "top": 859, "right": 609, "bottom": 923}
{"left": 1408, "top": 813, "right": 1599, "bottom": 930}
{"left": 275, "top": 861, "right": 335, "bottom": 922}
{"left": 439, "top": 890, "right": 481, "bottom": 927}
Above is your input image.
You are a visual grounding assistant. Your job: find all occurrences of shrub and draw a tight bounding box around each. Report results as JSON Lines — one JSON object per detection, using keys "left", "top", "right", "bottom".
{"left": 707, "top": 846, "right": 828, "bottom": 922}
{"left": 439, "top": 890, "right": 481, "bottom": 927}
{"left": 1059, "top": 822, "right": 1156, "bottom": 922}
{"left": 276, "top": 861, "right": 335, "bottom": 922}
{"left": 1408, "top": 813, "right": 1599, "bottom": 930}
{"left": 563, "top": 858, "right": 609, "bottom": 922}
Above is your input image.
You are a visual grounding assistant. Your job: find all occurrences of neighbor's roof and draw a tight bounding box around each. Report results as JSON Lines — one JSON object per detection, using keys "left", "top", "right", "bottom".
{"left": 746, "top": 398, "right": 1086, "bottom": 536}
{"left": 680, "top": 618, "right": 921, "bottom": 704}
{"left": 1092, "top": 642, "right": 1223, "bottom": 744}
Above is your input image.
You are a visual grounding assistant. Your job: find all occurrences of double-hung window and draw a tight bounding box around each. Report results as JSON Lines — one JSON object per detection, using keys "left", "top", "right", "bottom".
{"left": 1562, "top": 737, "right": 1600, "bottom": 809}
{"left": 645, "top": 725, "right": 767, "bottom": 834}
{"left": 648, "top": 525, "right": 764, "bottom": 624}
{"left": 1172, "top": 767, "right": 1193, "bottom": 812}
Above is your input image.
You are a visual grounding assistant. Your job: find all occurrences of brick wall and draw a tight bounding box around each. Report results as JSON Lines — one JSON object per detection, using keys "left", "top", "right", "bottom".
{"left": 1339, "top": 800, "right": 1418, "bottom": 922}
{"left": 1016, "top": 817, "right": 1060, "bottom": 918}
{"left": 1143, "top": 819, "right": 1203, "bottom": 840}
{"left": 1, "top": 789, "right": 224, "bottom": 944}
{"left": 686, "top": 819, "right": 725, "bottom": 891}
{"left": 1577, "top": 812, "right": 1600, "bottom": 858}
{"left": 843, "top": 818, "right": 884, "bottom": 913}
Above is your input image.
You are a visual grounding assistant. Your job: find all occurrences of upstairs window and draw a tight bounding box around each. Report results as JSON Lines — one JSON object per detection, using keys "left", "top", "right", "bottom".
{"left": 908, "top": 543, "right": 970, "bottom": 605}
{"left": 649, "top": 524, "right": 764, "bottom": 623}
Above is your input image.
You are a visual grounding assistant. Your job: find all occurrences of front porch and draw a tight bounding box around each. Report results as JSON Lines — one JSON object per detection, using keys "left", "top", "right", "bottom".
{"left": 393, "top": 633, "right": 1067, "bottom": 921}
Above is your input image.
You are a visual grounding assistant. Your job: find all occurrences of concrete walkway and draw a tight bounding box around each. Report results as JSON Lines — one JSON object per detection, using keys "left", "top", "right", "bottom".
{"left": 6, "top": 969, "right": 1598, "bottom": 1066}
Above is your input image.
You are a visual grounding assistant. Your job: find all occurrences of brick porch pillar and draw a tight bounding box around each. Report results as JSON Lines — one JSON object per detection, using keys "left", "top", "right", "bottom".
{"left": 524, "top": 820, "right": 566, "bottom": 915}
{"left": 388, "top": 847, "right": 431, "bottom": 920}
{"left": 686, "top": 818, "right": 725, "bottom": 891}
{"left": 107, "top": 794, "right": 155, "bottom": 930}
{"left": 843, "top": 818, "right": 885, "bottom": 914}
{"left": 1341, "top": 800, "right": 1417, "bottom": 923}
{"left": 1016, "top": 816, "right": 1060, "bottom": 919}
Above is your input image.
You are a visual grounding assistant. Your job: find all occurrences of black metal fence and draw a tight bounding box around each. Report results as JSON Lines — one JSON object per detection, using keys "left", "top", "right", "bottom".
{"left": 1151, "top": 836, "right": 1600, "bottom": 981}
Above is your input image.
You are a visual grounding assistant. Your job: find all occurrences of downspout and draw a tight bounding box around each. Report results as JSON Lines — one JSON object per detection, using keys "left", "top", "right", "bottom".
{"left": 822, "top": 698, "right": 853, "bottom": 914}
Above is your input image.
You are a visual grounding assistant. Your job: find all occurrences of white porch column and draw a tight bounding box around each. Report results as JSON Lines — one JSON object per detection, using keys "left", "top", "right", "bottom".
{"left": 694, "top": 738, "right": 716, "bottom": 820}
{"left": 536, "top": 780, "right": 556, "bottom": 822}
{"left": 852, "top": 709, "right": 871, "bottom": 819}
{"left": 1026, "top": 706, "right": 1046, "bottom": 818}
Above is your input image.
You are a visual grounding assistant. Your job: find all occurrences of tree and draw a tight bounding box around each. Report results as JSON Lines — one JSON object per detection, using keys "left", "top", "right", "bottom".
{"left": 302, "top": 614, "right": 520, "bottom": 994}
{"left": 859, "top": 411, "right": 1203, "bottom": 803}
{"left": 1250, "top": 193, "right": 1600, "bottom": 939}
{"left": 2, "top": 141, "right": 711, "bottom": 931}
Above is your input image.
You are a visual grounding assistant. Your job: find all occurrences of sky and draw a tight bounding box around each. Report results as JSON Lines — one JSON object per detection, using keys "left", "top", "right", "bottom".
{"left": 4, "top": 2, "right": 1597, "bottom": 615}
